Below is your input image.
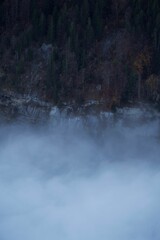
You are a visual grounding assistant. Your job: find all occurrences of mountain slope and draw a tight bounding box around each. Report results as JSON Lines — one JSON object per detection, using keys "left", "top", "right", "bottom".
{"left": 0, "top": 0, "right": 160, "bottom": 110}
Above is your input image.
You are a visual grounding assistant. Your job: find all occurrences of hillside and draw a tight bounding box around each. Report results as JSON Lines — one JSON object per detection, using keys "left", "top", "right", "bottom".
{"left": 0, "top": 0, "right": 160, "bottom": 111}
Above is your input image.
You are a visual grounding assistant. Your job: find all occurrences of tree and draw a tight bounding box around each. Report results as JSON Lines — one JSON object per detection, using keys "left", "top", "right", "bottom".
{"left": 47, "top": 51, "right": 59, "bottom": 103}
{"left": 92, "top": 1, "right": 103, "bottom": 38}
{"left": 146, "top": 74, "right": 160, "bottom": 102}
{"left": 80, "top": 0, "right": 89, "bottom": 27}
{"left": 47, "top": 15, "right": 54, "bottom": 43}
{"left": 86, "top": 17, "right": 94, "bottom": 48}
{"left": 39, "top": 12, "right": 46, "bottom": 39}
{"left": 134, "top": 47, "right": 151, "bottom": 100}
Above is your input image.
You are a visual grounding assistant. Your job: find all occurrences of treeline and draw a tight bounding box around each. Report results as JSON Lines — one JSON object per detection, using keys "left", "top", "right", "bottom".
{"left": 0, "top": 0, "right": 112, "bottom": 103}
{"left": 0, "top": 0, "right": 160, "bottom": 106}
{"left": 130, "top": 0, "right": 160, "bottom": 71}
{"left": 0, "top": 0, "right": 110, "bottom": 63}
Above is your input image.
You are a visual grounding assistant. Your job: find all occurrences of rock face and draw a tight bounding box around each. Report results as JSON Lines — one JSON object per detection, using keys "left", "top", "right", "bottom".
{"left": 40, "top": 43, "right": 53, "bottom": 62}
{"left": 0, "top": 87, "right": 158, "bottom": 126}
{"left": 0, "top": 91, "right": 52, "bottom": 122}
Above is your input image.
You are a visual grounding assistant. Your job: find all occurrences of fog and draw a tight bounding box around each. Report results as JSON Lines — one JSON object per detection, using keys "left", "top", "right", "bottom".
{"left": 0, "top": 115, "right": 160, "bottom": 240}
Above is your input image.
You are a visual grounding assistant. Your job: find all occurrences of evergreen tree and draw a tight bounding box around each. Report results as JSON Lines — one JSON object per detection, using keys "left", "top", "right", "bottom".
{"left": 47, "top": 15, "right": 54, "bottom": 43}
{"left": 47, "top": 51, "right": 59, "bottom": 103}
{"left": 39, "top": 12, "right": 46, "bottom": 39}
{"left": 86, "top": 17, "right": 94, "bottom": 48}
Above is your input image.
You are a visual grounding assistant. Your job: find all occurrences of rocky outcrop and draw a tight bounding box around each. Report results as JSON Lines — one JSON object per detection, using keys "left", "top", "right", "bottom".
{"left": 0, "top": 91, "right": 52, "bottom": 122}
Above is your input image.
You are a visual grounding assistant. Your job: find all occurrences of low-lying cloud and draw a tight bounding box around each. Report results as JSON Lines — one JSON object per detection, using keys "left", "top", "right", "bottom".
{"left": 0, "top": 116, "right": 160, "bottom": 240}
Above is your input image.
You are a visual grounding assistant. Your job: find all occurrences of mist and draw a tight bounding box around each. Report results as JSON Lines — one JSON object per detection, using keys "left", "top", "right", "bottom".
{"left": 0, "top": 115, "right": 160, "bottom": 240}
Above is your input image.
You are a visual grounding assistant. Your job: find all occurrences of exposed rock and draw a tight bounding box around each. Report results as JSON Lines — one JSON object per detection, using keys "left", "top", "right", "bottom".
{"left": 0, "top": 91, "right": 52, "bottom": 122}
{"left": 40, "top": 43, "right": 53, "bottom": 61}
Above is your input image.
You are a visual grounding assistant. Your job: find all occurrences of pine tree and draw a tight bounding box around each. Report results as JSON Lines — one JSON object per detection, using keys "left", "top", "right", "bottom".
{"left": 92, "top": 1, "right": 103, "bottom": 39}
{"left": 81, "top": 0, "right": 89, "bottom": 27}
{"left": 39, "top": 12, "right": 46, "bottom": 39}
{"left": 47, "top": 52, "right": 59, "bottom": 103}
{"left": 47, "top": 15, "right": 54, "bottom": 43}
{"left": 85, "top": 17, "right": 94, "bottom": 48}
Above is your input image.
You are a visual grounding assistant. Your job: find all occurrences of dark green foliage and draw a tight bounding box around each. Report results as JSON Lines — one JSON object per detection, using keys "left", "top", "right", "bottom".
{"left": 86, "top": 18, "right": 94, "bottom": 48}
{"left": 39, "top": 13, "right": 46, "bottom": 38}
{"left": 15, "top": 61, "right": 25, "bottom": 75}
{"left": 47, "top": 15, "right": 54, "bottom": 43}
{"left": 80, "top": 0, "right": 89, "bottom": 27}
{"left": 121, "top": 66, "right": 137, "bottom": 103}
{"left": 47, "top": 51, "right": 59, "bottom": 103}
{"left": 1, "top": 0, "right": 160, "bottom": 104}
{"left": 92, "top": 1, "right": 103, "bottom": 38}
{"left": 0, "top": 4, "right": 5, "bottom": 27}
{"left": 130, "top": 0, "right": 160, "bottom": 51}
{"left": 26, "top": 48, "right": 34, "bottom": 62}
{"left": 0, "top": 0, "right": 111, "bottom": 64}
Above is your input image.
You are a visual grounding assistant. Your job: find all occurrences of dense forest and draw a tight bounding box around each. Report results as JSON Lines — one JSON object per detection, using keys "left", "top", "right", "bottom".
{"left": 0, "top": 0, "right": 160, "bottom": 109}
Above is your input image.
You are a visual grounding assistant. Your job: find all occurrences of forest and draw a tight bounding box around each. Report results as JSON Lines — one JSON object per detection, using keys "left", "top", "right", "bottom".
{"left": 0, "top": 0, "right": 160, "bottom": 109}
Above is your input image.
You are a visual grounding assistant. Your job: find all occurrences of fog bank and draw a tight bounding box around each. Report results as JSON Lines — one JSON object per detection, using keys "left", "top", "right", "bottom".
{"left": 0, "top": 115, "right": 160, "bottom": 240}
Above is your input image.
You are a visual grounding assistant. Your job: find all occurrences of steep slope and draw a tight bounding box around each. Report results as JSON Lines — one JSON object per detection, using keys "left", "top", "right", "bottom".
{"left": 0, "top": 0, "right": 160, "bottom": 110}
